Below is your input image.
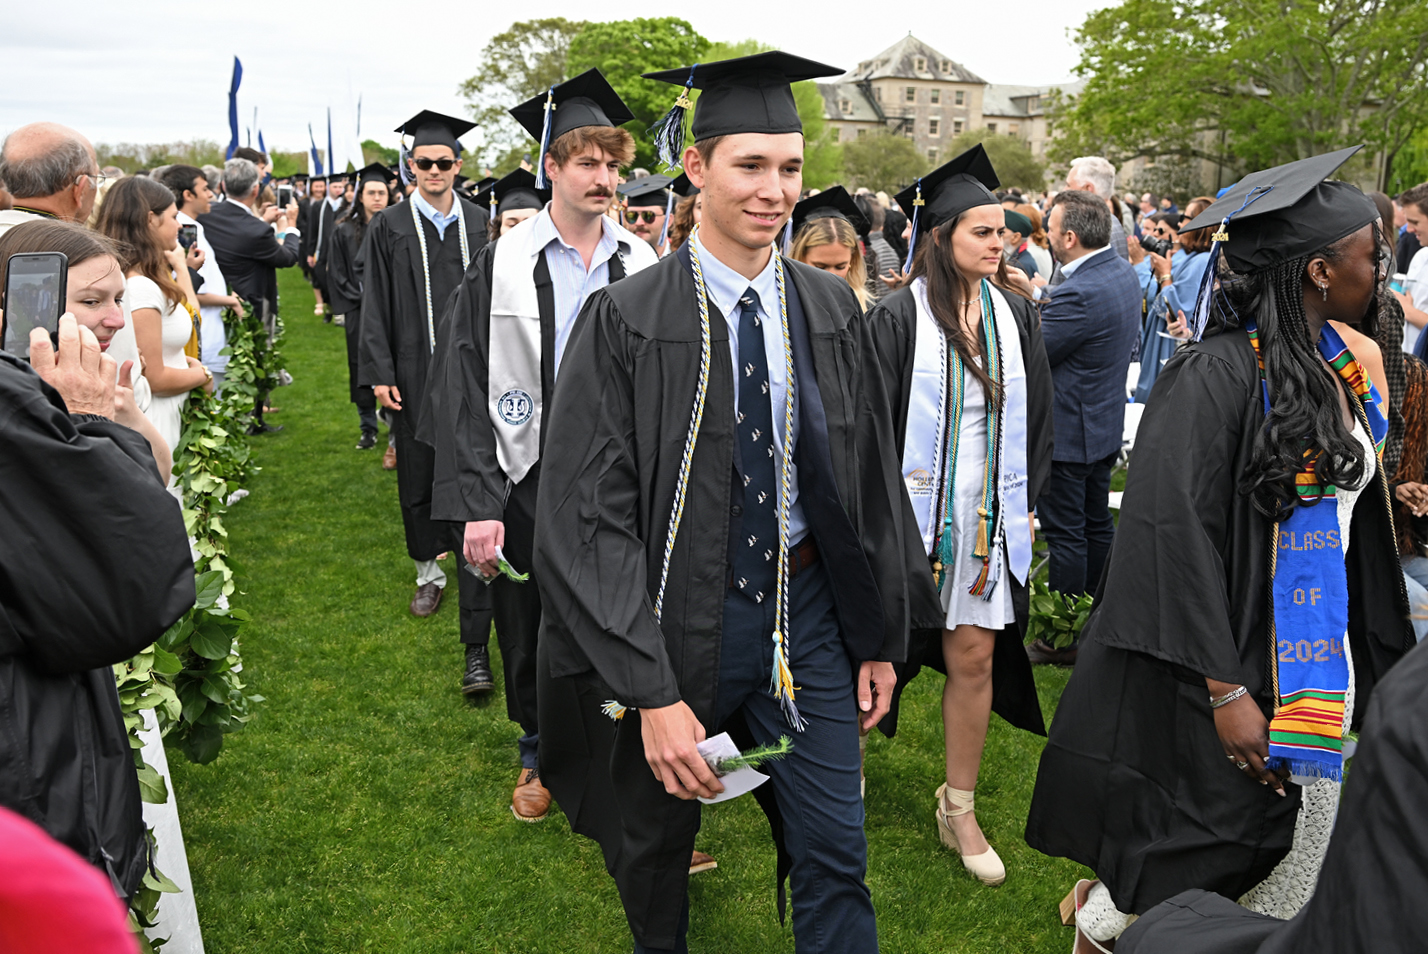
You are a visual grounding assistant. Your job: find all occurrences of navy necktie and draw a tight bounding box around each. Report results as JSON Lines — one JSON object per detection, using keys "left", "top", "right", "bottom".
{"left": 732, "top": 287, "right": 778, "bottom": 604}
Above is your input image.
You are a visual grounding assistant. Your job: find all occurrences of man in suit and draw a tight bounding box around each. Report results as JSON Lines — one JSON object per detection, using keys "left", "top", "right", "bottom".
{"left": 199, "top": 156, "right": 302, "bottom": 432}
{"left": 1028, "top": 189, "right": 1142, "bottom": 666}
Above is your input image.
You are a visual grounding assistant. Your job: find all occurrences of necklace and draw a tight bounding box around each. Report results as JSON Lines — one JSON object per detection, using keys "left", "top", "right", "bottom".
{"left": 410, "top": 196, "right": 470, "bottom": 353}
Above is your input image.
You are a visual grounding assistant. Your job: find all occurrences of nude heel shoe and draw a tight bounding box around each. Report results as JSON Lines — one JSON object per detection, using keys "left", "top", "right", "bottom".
{"left": 935, "top": 783, "right": 1006, "bottom": 886}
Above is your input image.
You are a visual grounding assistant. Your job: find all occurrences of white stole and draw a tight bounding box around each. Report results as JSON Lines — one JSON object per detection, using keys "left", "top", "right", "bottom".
{"left": 902, "top": 279, "right": 1033, "bottom": 584}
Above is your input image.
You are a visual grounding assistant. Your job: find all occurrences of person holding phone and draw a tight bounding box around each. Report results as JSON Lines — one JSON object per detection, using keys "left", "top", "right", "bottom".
{"left": 95, "top": 176, "right": 211, "bottom": 459}
{"left": 159, "top": 165, "right": 241, "bottom": 392}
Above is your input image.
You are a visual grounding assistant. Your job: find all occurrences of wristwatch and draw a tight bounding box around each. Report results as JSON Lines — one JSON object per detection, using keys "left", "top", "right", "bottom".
{"left": 200, "top": 365, "right": 213, "bottom": 384}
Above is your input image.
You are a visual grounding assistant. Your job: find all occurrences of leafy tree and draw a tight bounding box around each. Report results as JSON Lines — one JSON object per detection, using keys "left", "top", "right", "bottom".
{"left": 1053, "top": 0, "right": 1428, "bottom": 191}
{"left": 565, "top": 18, "right": 710, "bottom": 171}
{"left": 945, "top": 129, "right": 1046, "bottom": 190}
{"left": 268, "top": 151, "right": 309, "bottom": 178}
{"left": 1389, "top": 126, "right": 1428, "bottom": 195}
{"left": 361, "top": 139, "right": 399, "bottom": 166}
{"left": 458, "top": 18, "right": 589, "bottom": 167}
{"left": 97, "top": 140, "right": 225, "bottom": 173}
{"left": 841, "top": 132, "right": 929, "bottom": 192}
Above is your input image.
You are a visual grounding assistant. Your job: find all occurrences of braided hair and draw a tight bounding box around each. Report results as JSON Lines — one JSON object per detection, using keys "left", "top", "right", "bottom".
{"left": 1207, "top": 227, "right": 1381, "bottom": 519}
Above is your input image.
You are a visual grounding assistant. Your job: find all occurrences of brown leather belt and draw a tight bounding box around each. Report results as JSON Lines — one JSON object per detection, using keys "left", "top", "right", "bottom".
{"left": 731, "top": 538, "right": 819, "bottom": 588}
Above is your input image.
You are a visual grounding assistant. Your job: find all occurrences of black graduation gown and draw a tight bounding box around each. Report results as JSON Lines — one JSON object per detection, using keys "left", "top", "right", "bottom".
{"left": 358, "top": 196, "right": 487, "bottom": 559}
{"left": 1024, "top": 328, "right": 1414, "bottom": 915}
{"left": 860, "top": 284, "right": 1055, "bottom": 738}
{"left": 325, "top": 217, "right": 368, "bottom": 404}
{"left": 1119, "top": 636, "right": 1428, "bottom": 954}
{"left": 296, "top": 197, "right": 313, "bottom": 277}
{"left": 310, "top": 199, "right": 347, "bottom": 295}
{"left": 532, "top": 248, "right": 905, "bottom": 947}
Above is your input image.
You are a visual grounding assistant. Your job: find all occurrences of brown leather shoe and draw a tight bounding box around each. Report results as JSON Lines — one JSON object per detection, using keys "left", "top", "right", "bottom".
{"left": 689, "top": 850, "right": 718, "bottom": 875}
{"left": 512, "top": 768, "right": 550, "bottom": 822}
{"left": 410, "top": 582, "right": 443, "bottom": 617}
{"left": 1026, "top": 638, "right": 1078, "bottom": 667}
{"left": 382, "top": 444, "right": 397, "bottom": 470}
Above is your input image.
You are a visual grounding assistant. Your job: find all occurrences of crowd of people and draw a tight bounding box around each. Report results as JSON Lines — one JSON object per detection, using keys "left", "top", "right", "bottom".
{"left": 5, "top": 45, "right": 1428, "bottom": 954}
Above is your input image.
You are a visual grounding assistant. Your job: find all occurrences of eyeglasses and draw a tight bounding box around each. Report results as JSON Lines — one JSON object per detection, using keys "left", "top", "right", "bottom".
{"left": 81, "top": 172, "right": 111, "bottom": 190}
{"left": 411, "top": 157, "right": 457, "bottom": 172}
{"left": 624, "top": 210, "right": 659, "bottom": 224}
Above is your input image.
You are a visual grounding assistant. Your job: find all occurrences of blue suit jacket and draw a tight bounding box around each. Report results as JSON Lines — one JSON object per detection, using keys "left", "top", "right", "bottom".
{"left": 1039, "top": 248, "right": 1143, "bottom": 463}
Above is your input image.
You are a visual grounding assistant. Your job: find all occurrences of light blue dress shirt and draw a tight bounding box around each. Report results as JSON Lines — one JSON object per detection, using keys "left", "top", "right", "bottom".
{"left": 411, "top": 189, "right": 462, "bottom": 241}
{"left": 691, "top": 232, "right": 807, "bottom": 543}
{"left": 526, "top": 208, "right": 623, "bottom": 375}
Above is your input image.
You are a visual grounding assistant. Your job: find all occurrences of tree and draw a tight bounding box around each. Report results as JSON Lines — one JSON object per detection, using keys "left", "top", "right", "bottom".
{"left": 1052, "top": 0, "right": 1428, "bottom": 191}
{"left": 565, "top": 18, "right": 710, "bottom": 171}
{"left": 944, "top": 129, "right": 1046, "bottom": 190}
{"left": 841, "top": 133, "right": 929, "bottom": 192}
{"left": 361, "top": 140, "right": 399, "bottom": 166}
{"left": 458, "top": 18, "right": 589, "bottom": 168}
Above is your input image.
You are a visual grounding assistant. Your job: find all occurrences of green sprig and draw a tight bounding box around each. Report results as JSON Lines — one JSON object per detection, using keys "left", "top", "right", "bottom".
{"left": 714, "top": 736, "right": 794, "bottom": 776}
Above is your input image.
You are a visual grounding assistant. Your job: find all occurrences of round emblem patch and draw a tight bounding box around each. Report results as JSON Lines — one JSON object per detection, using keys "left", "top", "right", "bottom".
{"left": 497, "top": 389, "right": 534, "bottom": 426}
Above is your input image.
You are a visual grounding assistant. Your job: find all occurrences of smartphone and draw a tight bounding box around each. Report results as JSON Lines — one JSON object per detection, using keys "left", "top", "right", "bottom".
{"left": 2, "top": 251, "right": 67, "bottom": 360}
{"left": 277, "top": 184, "right": 293, "bottom": 207}
{"left": 178, "top": 223, "right": 199, "bottom": 250}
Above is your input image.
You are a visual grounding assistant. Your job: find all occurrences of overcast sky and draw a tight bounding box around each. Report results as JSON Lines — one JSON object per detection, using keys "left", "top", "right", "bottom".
{"left": 0, "top": 0, "right": 1113, "bottom": 157}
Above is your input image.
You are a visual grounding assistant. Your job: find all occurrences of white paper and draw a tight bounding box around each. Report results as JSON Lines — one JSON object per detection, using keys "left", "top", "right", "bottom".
{"left": 696, "top": 731, "right": 770, "bottom": 805}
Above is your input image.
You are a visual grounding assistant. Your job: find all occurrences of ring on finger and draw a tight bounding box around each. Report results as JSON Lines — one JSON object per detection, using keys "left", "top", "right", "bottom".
{"left": 1235, "top": 760, "right": 1250, "bottom": 771}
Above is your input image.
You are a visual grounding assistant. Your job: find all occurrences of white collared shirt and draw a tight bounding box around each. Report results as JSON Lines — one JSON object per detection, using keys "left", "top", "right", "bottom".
{"left": 178, "top": 210, "right": 231, "bottom": 373}
{"left": 691, "top": 231, "right": 806, "bottom": 543}
{"left": 1059, "top": 244, "right": 1113, "bottom": 279}
{"left": 526, "top": 206, "right": 623, "bottom": 374}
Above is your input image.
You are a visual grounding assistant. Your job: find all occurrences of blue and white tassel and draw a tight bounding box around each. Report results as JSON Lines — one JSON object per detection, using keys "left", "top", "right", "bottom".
{"left": 1188, "top": 185, "right": 1273, "bottom": 341}
{"left": 650, "top": 65, "right": 697, "bottom": 171}
{"left": 902, "top": 178, "right": 924, "bottom": 274}
{"left": 533, "top": 87, "right": 556, "bottom": 189}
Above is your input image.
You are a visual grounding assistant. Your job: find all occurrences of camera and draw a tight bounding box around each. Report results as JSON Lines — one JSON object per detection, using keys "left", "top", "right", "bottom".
{"left": 1139, "top": 235, "right": 1173, "bottom": 257}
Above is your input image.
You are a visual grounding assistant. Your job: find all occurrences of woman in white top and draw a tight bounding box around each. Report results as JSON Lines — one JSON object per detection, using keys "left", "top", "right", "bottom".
{"left": 96, "top": 176, "right": 212, "bottom": 452}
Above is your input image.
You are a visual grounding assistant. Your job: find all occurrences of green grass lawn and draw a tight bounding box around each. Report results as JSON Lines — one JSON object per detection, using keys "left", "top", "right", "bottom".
{"left": 166, "top": 266, "right": 1089, "bottom": 953}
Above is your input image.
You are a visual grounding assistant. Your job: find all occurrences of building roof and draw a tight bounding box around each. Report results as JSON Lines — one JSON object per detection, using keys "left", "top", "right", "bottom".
{"left": 845, "top": 35, "right": 987, "bottom": 86}
{"left": 818, "top": 82, "right": 884, "bottom": 124}
{"left": 981, "top": 81, "right": 1085, "bottom": 119}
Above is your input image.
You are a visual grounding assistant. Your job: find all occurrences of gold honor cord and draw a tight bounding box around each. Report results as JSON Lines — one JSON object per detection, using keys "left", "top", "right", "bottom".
{"left": 410, "top": 197, "right": 470, "bottom": 354}
{"left": 604, "top": 229, "right": 804, "bottom": 729}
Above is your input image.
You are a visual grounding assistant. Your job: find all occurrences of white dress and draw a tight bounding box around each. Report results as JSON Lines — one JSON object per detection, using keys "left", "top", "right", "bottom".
{"left": 1239, "top": 415, "right": 1375, "bottom": 919}
{"left": 125, "top": 274, "right": 193, "bottom": 453}
{"left": 939, "top": 357, "right": 1016, "bottom": 631}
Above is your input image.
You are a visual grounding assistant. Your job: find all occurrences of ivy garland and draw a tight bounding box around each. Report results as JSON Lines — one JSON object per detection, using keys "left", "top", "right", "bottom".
{"left": 112, "top": 300, "right": 279, "bottom": 944}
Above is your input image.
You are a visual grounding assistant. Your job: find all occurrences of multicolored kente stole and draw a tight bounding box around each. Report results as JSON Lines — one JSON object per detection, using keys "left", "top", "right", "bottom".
{"left": 1245, "top": 319, "right": 1386, "bottom": 780}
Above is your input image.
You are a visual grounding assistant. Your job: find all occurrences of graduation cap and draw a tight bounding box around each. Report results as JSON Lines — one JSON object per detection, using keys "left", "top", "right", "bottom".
{"left": 791, "top": 186, "right": 868, "bottom": 237}
{"left": 292, "top": 173, "right": 310, "bottom": 183}
{"left": 476, "top": 168, "right": 549, "bottom": 222}
{"left": 394, "top": 109, "right": 476, "bottom": 154}
{"left": 510, "top": 69, "right": 634, "bottom": 190}
{"left": 670, "top": 172, "right": 699, "bottom": 198}
{"left": 1179, "top": 145, "right": 1378, "bottom": 339}
{"left": 353, "top": 162, "right": 390, "bottom": 188}
{"left": 618, "top": 175, "right": 672, "bottom": 207}
{"left": 894, "top": 144, "right": 1001, "bottom": 272}
{"left": 643, "top": 51, "right": 843, "bottom": 169}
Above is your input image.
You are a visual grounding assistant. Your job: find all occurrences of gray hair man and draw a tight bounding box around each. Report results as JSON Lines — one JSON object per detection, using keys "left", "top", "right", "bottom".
{"left": 0, "top": 123, "right": 101, "bottom": 234}
{"left": 1065, "top": 155, "right": 1130, "bottom": 262}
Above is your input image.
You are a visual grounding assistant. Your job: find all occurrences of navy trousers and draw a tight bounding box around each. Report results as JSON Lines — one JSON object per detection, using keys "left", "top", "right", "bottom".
{"left": 1037, "top": 450, "right": 1118, "bottom": 601}
{"left": 635, "top": 559, "right": 877, "bottom": 953}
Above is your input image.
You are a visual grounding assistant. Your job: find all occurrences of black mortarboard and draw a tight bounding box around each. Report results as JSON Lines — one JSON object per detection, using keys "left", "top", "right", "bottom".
{"left": 670, "top": 172, "right": 699, "bottom": 198}
{"left": 394, "top": 109, "right": 476, "bottom": 153}
{"left": 476, "top": 168, "right": 548, "bottom": 221}
{"left": 642, "top": 52, "right": 843, "bottom": 168}
{"left": 1179, "top": 145, "right": 1377, "bottom": 274}
{"left": 894, "top": 144, "right": 1001, "bottom": 271}
{"left": 618, "top": 175, "right": 672, "bottom": 207}
{"left": 509, "top": 69, "right": 634, "bottom": 190}
{"left": 354, "top": 162, "right": 389, "bottom": 187}
{"left": 791, "top": 186, "right": 868, "bottom": 236}
{"left": 293, "top": 173, "right": 309, "bottom": 183}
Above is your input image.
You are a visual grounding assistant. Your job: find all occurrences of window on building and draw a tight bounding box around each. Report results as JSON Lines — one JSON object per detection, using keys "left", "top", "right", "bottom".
{"left": 928, "top": 148, "right": 939, "bottom": 163}
{"left": 873, "top": 86, "right": 882, "bottom": 102}
{"left": 1046, "top": 121, "right": 1054, "bottom": 135}
{"left": 940, "top": 59, "right": 953, "bottom": 74}
{"left": 954, "top": 120, "right": 964, "bottom": 134}
{"left": 955, "top": 90, "right": 965, "bottom": 106}
{"left": 987, "top": 122, "right": 997, "bottom": 133}
{"left": 930, "top": 89, "right": 941, "bottom": 104}
{"left": 1009, "top": 122, "right": 1020, "bottom": 135}
{"left": 857, "top": 128, "right": 867, "bottom": 138}
{"left": 840, "top": 99, "right": 852, "bottom": 115}
{"left": 905, "top": 86, "right": 916, "bottom": 103}
{"left": 903, "top": 121, "right": 915, "bottom": 139}
{"left": 929, "top": 118, "right": 940, "bottom": 136}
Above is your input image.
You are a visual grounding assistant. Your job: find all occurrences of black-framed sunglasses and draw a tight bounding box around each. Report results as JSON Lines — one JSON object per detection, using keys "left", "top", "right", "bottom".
{"left": 624, "top": 210, "right": 659, "bottom": 224}
{"left": 412, "top": 157, "right": 457, "bottom": 172}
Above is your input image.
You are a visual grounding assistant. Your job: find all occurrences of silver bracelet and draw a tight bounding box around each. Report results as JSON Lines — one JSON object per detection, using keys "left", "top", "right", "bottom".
{"left": 1210, "top": 686, "right": 1249, "bottom": 709}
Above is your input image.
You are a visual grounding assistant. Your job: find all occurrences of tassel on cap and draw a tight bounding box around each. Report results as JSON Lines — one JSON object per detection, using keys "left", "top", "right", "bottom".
{"left": 1189, "top": 185, "right": 1274, "bottom": 341}
{"left": 780, "top": 219, "right": 793, "bottom": 258}
{"left": 489, "top": 190, "right": 498, "bottom": 222}
{"left": 650, "top": 65, "right": 697, "bottom": 170}
{"left": 398, "top": 142, "right": 414, "bottom": 187}
{"left": 533, "top": 87, "right": 556, "bottom": 189}
{"left": 658, "top": 189, "right": 675, "bottom": 250}
{"left": 902, "top": 178, "right": 924, "bottom": 274}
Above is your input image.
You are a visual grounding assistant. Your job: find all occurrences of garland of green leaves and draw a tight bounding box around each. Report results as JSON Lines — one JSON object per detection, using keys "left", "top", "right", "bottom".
{"left": 113, "top": 300, "right": 278, "bottom": 943}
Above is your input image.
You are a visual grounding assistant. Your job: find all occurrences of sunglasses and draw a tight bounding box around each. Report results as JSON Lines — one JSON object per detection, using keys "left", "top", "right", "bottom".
{"left": 412, "top": 157, "right": 457, "bottom": 172}
{"left": 624, "top": 210, "right": 659, "bottom": 224}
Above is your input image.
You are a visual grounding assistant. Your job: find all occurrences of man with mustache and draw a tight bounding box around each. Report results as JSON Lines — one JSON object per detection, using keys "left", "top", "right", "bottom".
{"left": 424, "top": 70, "right": 658, "bottom": 822}
{"left": 359, "top": 110, "right": 494, "bottom": 685}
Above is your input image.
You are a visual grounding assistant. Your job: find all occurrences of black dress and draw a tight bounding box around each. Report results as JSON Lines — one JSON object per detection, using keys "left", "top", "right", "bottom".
{"left": 860, "top": 283, "right": 1055, "bottom": 738}
{"left": 1024, "top": 327, "right": 1414, "bottom": 914}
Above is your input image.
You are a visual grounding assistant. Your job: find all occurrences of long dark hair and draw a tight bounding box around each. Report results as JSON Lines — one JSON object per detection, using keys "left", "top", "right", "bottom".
{"left": 94, "top": 176, "right": 184, "bottom": 310}
{"left": 1208, "top": 229, "right": 1380, "bottom": 518}
{"left": 337, "top": 184, "right": 383, "bottom": 246}
{"left": 905, "top": 214, "right": 1028, "bottom": 403}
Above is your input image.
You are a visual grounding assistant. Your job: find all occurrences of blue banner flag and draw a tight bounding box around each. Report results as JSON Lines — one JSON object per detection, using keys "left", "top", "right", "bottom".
{"left": 308, "top": 124, "right": 323, "bottom": 176}
{"left": 225, "top": 57, "right": 243, "bottom": 160}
